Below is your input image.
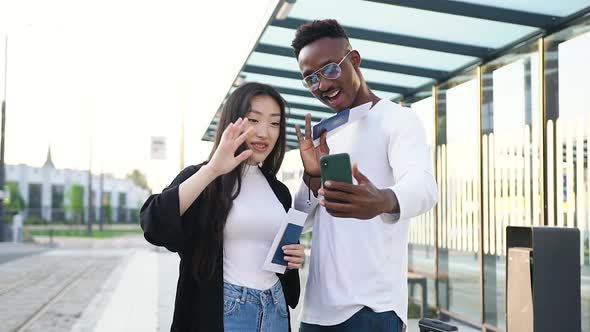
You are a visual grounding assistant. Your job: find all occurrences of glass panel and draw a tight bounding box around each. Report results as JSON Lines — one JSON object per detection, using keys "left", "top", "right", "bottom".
{"left": 247, "top": 52, "right": 432, "bottom": 89}
{"left": 360, "top": 67, "right": 433, "bottom": 89}
{"left": 230, "top": 83, "right": 320, "bottom": 105}
{"left": 436, "top": 70, "right": 480, "bottom": 323}
{"left": 241, "top": 72, "right": 306, "bottom": 90}
{"left": 455, "top": 0, "right": 590, "bottom": 16}
{"left": 480, "top": 41, "right": 541, "bottom": 330}
{"left": 409, "top": 95, "right": 437, "bottom": 316}
{"left": 247, "top": 53, "right": 299, "bottom": 71}
{"left": 288, "top": 108, "right": 333, "bottom": 119}
{"left": 260, "top": 26, "right": 478, "bottom": 72}
{"left": 544, "top": 17, "right": 590, "bottom": 332}
{"left": 289, "top": 0, "right": 536, "bottom": 48}
{"left": 283, "top": 95, "right": 326, "bottom": 107}
{"left": 248, "top": 53, "right": 425, "bottom": 87}
{"left": 259, "top": 26, "right": 295, "bottom": 46}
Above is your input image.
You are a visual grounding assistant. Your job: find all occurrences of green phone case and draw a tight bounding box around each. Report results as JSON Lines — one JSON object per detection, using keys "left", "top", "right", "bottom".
{"left": 320, "top": 153, "right": 352, "bottom": 205}
{"left": 320, "top": 153, "right": 353, "bottom": 186}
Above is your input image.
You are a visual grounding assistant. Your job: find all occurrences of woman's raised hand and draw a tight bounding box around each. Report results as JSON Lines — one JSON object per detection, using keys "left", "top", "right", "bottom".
{"left": 207, "top": 118, "right": 253, "bottom": 176}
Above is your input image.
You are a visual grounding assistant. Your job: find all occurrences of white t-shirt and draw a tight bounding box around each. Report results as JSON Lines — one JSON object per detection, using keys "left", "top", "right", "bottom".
{"left": 294, "top": 99, "right": 438, "bottom": 327}
{"left": 223, "top": 165, "right": 286, "bottom": 290}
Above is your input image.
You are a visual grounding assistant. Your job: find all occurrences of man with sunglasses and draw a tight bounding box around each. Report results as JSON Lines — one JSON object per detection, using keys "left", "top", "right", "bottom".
{"left": 291, "top": 19, "right": 438, "bottom": 332}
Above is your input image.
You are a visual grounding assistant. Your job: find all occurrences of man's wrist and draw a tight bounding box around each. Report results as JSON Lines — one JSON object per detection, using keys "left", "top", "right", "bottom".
{"left": 303, "top": 171, "right": 321, "bottom": 197}
{"left": 379, "top": 188, "right": 400, "bottom": 214}
{"left": 303, "top": 170, "right": 320, "bottom": 178}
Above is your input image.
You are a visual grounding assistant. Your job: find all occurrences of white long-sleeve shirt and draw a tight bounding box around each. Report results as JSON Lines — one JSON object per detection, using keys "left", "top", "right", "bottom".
{"left": 295, "top": 99, "right": 438, "bottom": 328}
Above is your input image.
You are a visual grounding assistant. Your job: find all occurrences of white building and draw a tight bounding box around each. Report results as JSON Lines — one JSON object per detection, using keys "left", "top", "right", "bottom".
{"left": 6, "top": 148, "right": 150, "bottom": 223}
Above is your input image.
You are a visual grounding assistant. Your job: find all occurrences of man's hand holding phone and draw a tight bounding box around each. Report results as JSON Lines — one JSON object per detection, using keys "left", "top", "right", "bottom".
{"left": 319, "top": 162, "right": 400, "bottom": 220}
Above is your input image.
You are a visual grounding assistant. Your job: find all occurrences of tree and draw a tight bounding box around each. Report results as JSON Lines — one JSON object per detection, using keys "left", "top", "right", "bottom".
{"left": 126, "top": 169, "right": 150, "bottom": 191}
{"left": 5, "top": 182, "right": 25, "bottom": 215}
{"left": 66, "top": 185, "right": 84, "bottom": 223}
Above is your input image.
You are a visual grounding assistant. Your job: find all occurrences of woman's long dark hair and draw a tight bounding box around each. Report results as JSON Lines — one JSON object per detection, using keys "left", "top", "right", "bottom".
{"left": 192, "top": 82, "right": 287, "bottom": 282}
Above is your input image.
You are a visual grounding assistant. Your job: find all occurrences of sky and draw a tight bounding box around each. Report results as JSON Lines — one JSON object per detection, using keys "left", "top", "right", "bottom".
{"left": 0, "top": 0, "right": 280, "bottom": 191}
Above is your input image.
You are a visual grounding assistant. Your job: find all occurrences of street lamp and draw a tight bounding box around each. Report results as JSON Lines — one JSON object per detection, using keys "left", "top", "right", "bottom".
{"left": 87, "top": 136, "right": 93, "bottom": 235}
{"left": 275, "top": 0, "right": 296, "bottom": 20}
{"left": 0, "top": 35, "right": 8, "bottom": 241}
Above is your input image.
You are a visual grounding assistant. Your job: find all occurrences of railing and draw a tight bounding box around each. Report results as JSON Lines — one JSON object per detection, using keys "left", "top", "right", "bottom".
{"left": 8, "top": 207, "right": 140, "bottom": 224}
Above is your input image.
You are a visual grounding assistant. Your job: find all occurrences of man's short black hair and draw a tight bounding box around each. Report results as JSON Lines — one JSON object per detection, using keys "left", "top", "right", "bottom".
{"left": 291, "top": 19, "right": 349, "bottom": 59}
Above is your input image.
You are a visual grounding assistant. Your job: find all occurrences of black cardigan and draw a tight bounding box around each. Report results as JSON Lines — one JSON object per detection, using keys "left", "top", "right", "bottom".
{"left": 140, "top": 163, "right": 300, "bottom": 332}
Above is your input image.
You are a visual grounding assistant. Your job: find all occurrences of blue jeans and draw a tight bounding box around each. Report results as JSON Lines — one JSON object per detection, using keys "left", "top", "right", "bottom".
{"left": 299, "top": 306, "right": 403, "bottom": 332}
{"left": 223, "top": 281, "right": 289, "bottom": 332}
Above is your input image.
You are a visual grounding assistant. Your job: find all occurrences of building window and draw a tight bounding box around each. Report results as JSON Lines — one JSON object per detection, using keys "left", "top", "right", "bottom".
{"left": 51, "top": 185, "right": 65, "bottom": 221}
{"left": 28, "top": 184, "right": 42, "bottom": 219}
{"left": 118, "top": 193, "right": 127, "bottom": 222}
{"left": 101, "top": 192, "right": 112, "bottom": 223}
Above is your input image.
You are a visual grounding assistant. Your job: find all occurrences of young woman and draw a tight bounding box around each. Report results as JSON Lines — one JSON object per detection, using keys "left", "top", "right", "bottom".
{"left": 140, "top": 82, "right": 304, "bottom": 332}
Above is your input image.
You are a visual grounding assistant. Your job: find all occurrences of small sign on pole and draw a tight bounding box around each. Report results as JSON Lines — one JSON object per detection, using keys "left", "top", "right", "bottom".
{"left": 151, "top": 136, "right": 167, "bottom": 160}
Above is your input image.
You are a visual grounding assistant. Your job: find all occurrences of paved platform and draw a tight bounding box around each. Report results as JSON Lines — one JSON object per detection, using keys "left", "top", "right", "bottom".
{"left": 0, "top": 242, "right": 50, "bottom": 264}
{"left": 1, "top": 236, "right": 581, "bottom": 332}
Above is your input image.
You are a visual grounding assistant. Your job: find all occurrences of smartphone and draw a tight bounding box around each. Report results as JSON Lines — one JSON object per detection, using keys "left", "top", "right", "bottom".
{"left": 320, "top": 153, "right": 353, "bottom": 204}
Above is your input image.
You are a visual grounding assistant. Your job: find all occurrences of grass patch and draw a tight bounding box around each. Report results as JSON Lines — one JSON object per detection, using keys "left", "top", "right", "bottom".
{"left": 29, "top": 229, "right": 143, "bottom": 238}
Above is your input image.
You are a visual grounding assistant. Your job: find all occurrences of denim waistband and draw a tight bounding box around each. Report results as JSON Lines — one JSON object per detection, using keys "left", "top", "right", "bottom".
{"left": 223, "top": 280, "right": 284, "bottom": 305}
